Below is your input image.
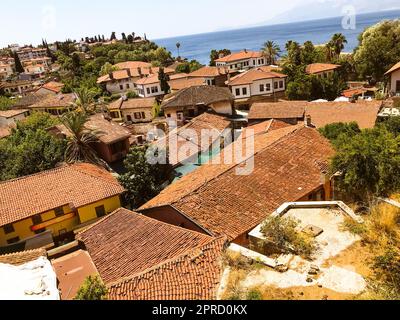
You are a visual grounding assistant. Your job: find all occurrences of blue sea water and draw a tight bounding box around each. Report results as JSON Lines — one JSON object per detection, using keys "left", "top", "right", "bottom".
{"left": 154, "top": 10, "right": 400, "bottom": 65}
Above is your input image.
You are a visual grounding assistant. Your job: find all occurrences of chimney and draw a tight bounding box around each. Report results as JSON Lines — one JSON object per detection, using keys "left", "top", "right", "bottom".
{"left": 109, "top": 72, "right": 114, "bottom": 80}
{"left": 244, "top": 49, "right": 247, "bottom": 53}
{"left": 305, "top": 114, "right": 313, "bottom": 128}
{"left": 227, "top": 71, "right": 231, "bottom": 83}
{"left": 125, "top": 68, "right": 131, "bottom": 78}
{"left": 137, "top": 67, "right": 143, "bottom": 78}
{"left": 148, "top": 67, "right": 152, "bottom": 75}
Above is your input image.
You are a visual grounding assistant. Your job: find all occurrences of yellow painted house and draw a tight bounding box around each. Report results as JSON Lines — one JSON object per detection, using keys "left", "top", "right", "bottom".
{"left": 28, "top": 93, "right": 76, "bottom": 116}
{"left": 0, "top": 163, "right": 125, "bottom": 248}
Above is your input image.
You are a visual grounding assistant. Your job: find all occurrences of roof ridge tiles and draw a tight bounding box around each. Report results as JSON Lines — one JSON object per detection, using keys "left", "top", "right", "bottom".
{"left": 107, "top": 236, "right": 227, "bottom": 288}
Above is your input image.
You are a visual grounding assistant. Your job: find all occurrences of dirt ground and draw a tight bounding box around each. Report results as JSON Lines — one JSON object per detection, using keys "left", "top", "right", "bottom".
{"left": 260, "top": 241, "right": 375, "bottom": 300}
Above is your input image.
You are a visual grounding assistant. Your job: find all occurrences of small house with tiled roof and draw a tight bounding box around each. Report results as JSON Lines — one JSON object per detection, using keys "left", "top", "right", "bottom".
{"left": 161, "top": 85, "right": 234, "bottom": 123}
{"left": 0, "top": 163, "right": 125, "bottom": 248}
{"left": 107, "top": 97, "right": 156, "bottom": 123}
{"left": 76, "top": 208, "right": 227, "bottom": 300}
{"left": 226, "top": 67, "right": 287, "bottom": 104}
{"left": 385, "top": 61, "right": 400, "bottom": 95}
{"left": 215, "top": 50, "right": 267, "bottom": 71}
{"left": 306, "top": 63, "right": 341, "bottom": 78}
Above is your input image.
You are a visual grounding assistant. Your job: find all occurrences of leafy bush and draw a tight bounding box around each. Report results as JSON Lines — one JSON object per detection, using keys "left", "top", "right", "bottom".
{"left": 261, "top": 216, "right": 318, "bottom": 260}
{"left": 126, "top": 91, "right": 138, "bottom": 99}
{"left": 247, "top": 289, "right": 263, "bottom": 300}
{"left": 75, "top": 275, "right": 108, "bottom": 300}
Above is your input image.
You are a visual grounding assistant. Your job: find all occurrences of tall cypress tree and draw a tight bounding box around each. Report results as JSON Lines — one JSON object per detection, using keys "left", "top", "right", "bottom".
{"left": 13, "top": 51, "right": 24, "bottom": 73}
{"left": 158, "top": 68, "right": 170, "bottom": 94}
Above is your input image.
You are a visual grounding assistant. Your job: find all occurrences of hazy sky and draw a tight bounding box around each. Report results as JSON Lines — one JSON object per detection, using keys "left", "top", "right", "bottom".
{"left": 0, "top": 0, "right": 398, "bottom": 47}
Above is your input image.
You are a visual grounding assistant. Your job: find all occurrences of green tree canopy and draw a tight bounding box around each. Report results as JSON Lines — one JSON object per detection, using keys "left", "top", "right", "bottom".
{"left": 118, "top": 146, "right": 172, "bottom": 208}
{"left": 354, "top": 20, "right": 400, "bottom": 81}
{"left": 330, "top": 127, "right": 400, "bottom": 201}
{"left": 75, "top": 275, "right": 108, "bottom": 300}
{"left": 0, "top": 112, "right": 66, "bottom": 181}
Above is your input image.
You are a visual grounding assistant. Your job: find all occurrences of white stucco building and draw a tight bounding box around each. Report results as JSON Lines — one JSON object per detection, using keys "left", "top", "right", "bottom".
{"left": 385, "top": 61, "right": 400, "bottom": 96}
{"left": 215, "top": 50, "right": 267, "bottom": 71}
{"left": 227, "top": 67, "right": 287, "bottom": 101}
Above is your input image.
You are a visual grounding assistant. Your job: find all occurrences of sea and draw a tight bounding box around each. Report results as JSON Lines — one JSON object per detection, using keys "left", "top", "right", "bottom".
{"left": 154, "top": 10, "right": 400, "bottom": 65}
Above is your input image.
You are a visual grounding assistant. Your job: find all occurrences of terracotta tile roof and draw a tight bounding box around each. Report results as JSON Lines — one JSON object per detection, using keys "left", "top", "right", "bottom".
{"left": 248, "top": 101, "right": 308, "bottom": 120}
{"left": 169, "top": 73, "right": 190, "bottom": 80}
{"left": 249, "top": 100, "right": 382, "bottom": 129}
{"left": 143, "top": 125, "right": 301, "bottom": 213}
{"left": 227, "top": 68, "right": 287, "bottom": 86}
{"left": 141, "top": 127, "right": 334, "bottom": 240}
{"left": 40, "top": 81, "right": 65, "bottom": 93}
{"left": 29, "top": 93, "right": 76, "bottom": 109}
{"left": 0, "top": 163, "right": 125, "bottom": 227}
{"left": 154, "top": 112, "right": 232, "bottom": 166}
{"left": 188, "top": 66, "right": 231, "bottom": 78}
{"left": 77, "top": 208, "right": 215, "bottom": 284}
{"left": 341, "top": 87, "right": 377, "bottom": 98}
{"left": 51, "top": 250, "right": 99, "bottom": 300}
{"left": 169, "top": 77, "right": 206, "bottom": 91}
{"left": 134, "top": 74, "right": 160, "bottom": 85}
{"left": 114, "top": 61, "right": 152, "bottom": 70}
{"left": 97, "top": 66, "right": 175, "bottom": 84}
{"left": 215, "top": 50, "right": 263, "bottom": 63}
{"left": 385, "top": 61, "right": 400, "bottom": 75}
{"left": 306, "top": 101, "right": 382, "bottom": 129}
{"left": 119, "top": 97, "right": 155, "bottom": 110}
{"left": 162, "top": 86, "right": 233, "bottom": 110}
{"left": 107, "top": 236, "right": 227, "bottom": 300}
{"left": 306, "top": 63, "right": 341, "bottom": 74}
{"left": 0, "top": 109, "right": 29, "bottom": 118}
{"left": 0, "top": 249, "right": 46, "bottom": 266}
{"left": 12, "top": 93, "right": 47, "bottom": 108}
{"left": 85, "top": 114, "right": 131, "bottom": 144}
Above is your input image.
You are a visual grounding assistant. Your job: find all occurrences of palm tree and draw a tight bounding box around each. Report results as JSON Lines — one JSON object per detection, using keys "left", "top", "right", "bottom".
{"left": 325, "top": 42, "right": 336, "bottom": 62}
{"left": 176, "top": 42, "right": 181, "bottom": 58}
{"left": 261, "top": 41, "right": 281, "bottom": 65}
{"left": 72, "top": 87, "right": 98, "bottom": 114}
{"left": 60, "top": 111, "right": 104, "bottom": 166}
{"left": 330, "top": 33, "right": 348, "bottom": 59}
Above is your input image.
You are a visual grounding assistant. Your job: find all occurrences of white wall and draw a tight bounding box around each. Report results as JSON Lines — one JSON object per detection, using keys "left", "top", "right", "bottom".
{"left": 137, "top": 83, "right": 164, "bottom": 98}
{"left": 390, "top": 69, "right": 400, "bottom": 94}
{"left": 210, "top": 101, "right": 233, "bottom": 115}
{"left": 231, "top": 85, "right": 251, "bottom": 99}
{"left": 106, "top": 78, "right": 138, "bottom": 94}
{"left": 231, "top": 78, "right": 285, "bottom": 99}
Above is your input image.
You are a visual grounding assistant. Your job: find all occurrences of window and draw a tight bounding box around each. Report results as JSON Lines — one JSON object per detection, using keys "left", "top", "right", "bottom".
{"left": 95, "top": 205, "right": 106, "bottom": 218}
{"left": 274, "top": 82, "right": 278, "bottom": 90}
{"left": 177, "top": 112, "right": 184, "bottom": 121}
{"left": 126, "top": 84, "right": 130, "bottom": 89}
{"left": 32, "top": 215, "right": 42, "bottom": 225}
{"left": 242, "top": 87, "right": 247, "bottom": 95}
{"left": 54, "top": 206, "right": 64, "bottom": 217}
{"left": 259, "top": 84, "right": 265, "bottom": 92}
{"left": 134, "top": 112, "right": 142, "bottom": 119}
{"left": 141, "top": 112, "right": 146, "bottom": 119}
{"left": 7, "top": 237, "right": 20, "bottom": 245}
{"left": 119, "top": 85, "right": 123, "bottom": 90}
{"left": 235, "top": 88, "right": 240, "bottom": 96}
{"left": 266, "top": 83, "right": 271, "bottom": 91}
{"left": 126, "top": 115, "right": 132, "bottom": 122}
{"left": 188, "top": 109, "right": 195, "bottom": 117}
{"left": 279, "top": 81, "right": 284, "bottom": 89}
{"left": 4, "top": 224, "right": 14, "bottom": 234}
{"left": 146, "top": 88, "right": 151, "bottom": 95}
